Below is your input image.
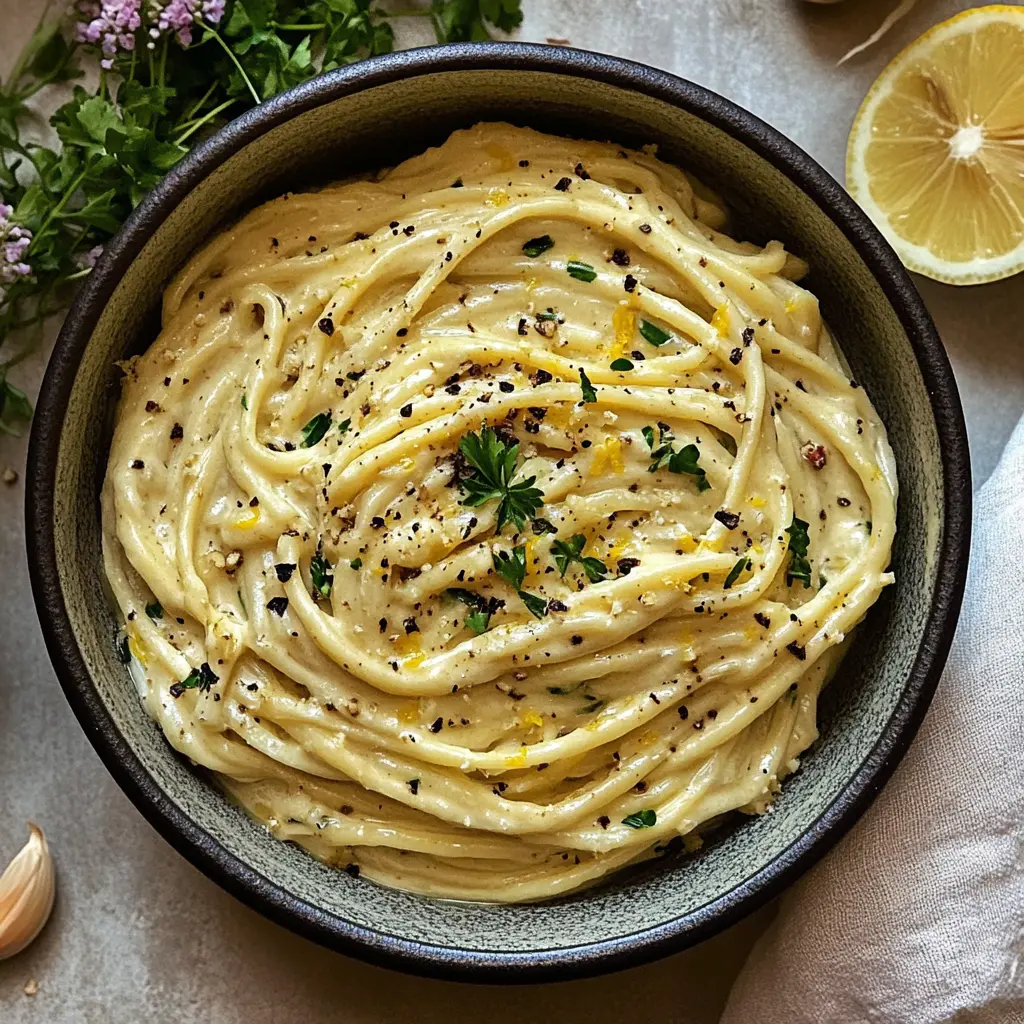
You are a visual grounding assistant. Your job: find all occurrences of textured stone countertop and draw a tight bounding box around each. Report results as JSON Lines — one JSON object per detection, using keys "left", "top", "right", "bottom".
{"left": 0, "top": 1, "right": 1018, "bottom": 1020}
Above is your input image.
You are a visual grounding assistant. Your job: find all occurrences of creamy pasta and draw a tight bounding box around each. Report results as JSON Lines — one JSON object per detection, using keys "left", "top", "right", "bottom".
{"left": 101, "top": 123, "right": 896, "bottom": 902}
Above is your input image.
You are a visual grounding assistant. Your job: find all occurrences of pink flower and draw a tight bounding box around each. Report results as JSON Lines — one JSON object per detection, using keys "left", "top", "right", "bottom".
{"left": 0, "top": 199, "right": 32, "bottom": 288}
{"left": 148, "top": 0, "right": 223, "bottom": 49}
{"left": 73, "top": 0, "right": 142, "bottom": 68}
{"left": 74, "top": 245, "right": 105, "bottom": 270}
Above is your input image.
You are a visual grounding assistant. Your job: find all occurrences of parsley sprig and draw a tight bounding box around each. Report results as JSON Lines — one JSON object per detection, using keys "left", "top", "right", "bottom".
{"left": 457, "top": 427, "right": 545, "bottom": 532}
{"left": 492, "top": 546, "right": 548, "bottom": 619}
{"left": 0, "top": 1, "right": 524, "bottom": 432}
{"left": 642, "top": 423, "right": 710, "bottom": 491}
{"left": 550, "top": 534, "right": 609, "bottom": 583}
{"left": 785, "top": 516, "right": 812, "bottom": 588}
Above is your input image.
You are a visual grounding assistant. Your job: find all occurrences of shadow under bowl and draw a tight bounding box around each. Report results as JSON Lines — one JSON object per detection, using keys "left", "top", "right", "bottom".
{"left": 25, "top": 42, "right": 970, "bottom": 982}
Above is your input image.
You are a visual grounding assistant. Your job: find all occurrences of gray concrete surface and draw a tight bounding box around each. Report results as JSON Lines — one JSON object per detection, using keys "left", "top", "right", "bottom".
{"left": 1, "top": 1, "right": 1020, "bottom": 1021}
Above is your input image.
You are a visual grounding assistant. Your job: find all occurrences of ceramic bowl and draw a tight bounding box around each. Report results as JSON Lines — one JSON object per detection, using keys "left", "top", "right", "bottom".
{"left": 26, "top": 42, "right": 970, "bottom": 982}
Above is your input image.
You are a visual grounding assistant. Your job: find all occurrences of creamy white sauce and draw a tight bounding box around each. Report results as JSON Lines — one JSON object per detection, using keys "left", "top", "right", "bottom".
{"left": 102, "top": 123, "right": 897, "bottom": 902}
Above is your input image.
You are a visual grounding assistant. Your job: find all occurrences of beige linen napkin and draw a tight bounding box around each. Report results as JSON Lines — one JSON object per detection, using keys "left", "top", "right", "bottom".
{"left": 721, "top": 419, "right": 1024, "bottom": 1024}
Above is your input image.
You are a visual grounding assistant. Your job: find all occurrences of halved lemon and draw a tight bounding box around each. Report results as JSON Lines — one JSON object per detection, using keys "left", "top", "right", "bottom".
{"left": 847, "top": 5, "right": 1024, "bottom": 285}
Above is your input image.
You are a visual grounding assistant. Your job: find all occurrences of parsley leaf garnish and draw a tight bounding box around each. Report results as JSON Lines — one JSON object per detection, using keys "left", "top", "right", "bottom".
{"left": 518, "top": 591, "right": 549, "bottom": 619}
{"left": 566, "top": 259, "right": 597, "bottom": 282}
{"left": 444, "top": 587, "right": 504, "bottom": 634}
{"left": 643, "top": 422, "right": 710, "bottom": 491}
{"left": 457, "top": 427, "right": 544, "bottom": 531}
{"left": 639, "top": 320, "right": 672, "bottom": 346}
{"left": 300, "top": 411, "right": 332, "bottom": 447}
{"left": 723, "top": 556, "right": 751, "bottom": 589}
{"left": 579, "top": 367, "right": 597, "bottom": 403}
{"left": 145, "top": 600, "right": 163, "bottom": 619}
{"left": 622, "top": 809, "right": 657, "bottom": 829}
{"left": 785, "top": 516, "right": 812, "bottom": 588}
{"left": 610, "top": 357, "right": 634, "bottom": 371}
{"left": 493, "top": 546, "right": 527, "bottom": 589}
{"left": 175, "top": 661, "right": 218, "bottom": 696}
{"left": 522, "top": 235, "right": 554, "bottom": 258}
{"left": 310, "top": 547, "right": 334, "bottom": 599}
{"left": 551, "top": 534, "right": 609, "bottom": 583}
{"left": 492, "top": 547, "right": 547, "bottom": 618}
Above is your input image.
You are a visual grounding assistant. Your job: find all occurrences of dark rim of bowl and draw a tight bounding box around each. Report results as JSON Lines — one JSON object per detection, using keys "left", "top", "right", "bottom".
{"left": 25, "top": 42, "right": 971, "bottom": 983}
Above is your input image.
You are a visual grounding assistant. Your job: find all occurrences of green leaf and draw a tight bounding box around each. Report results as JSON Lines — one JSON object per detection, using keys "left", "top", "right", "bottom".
{"left": 610, "top": 358, "right": 633, "bottom": 371}
{"left": 785, "top": 516, "right": 812, "bottom": 588}
{"left": 349, "top": 558, "right": 362, "bottom": 570}
{"left": 639, "top": 319, "right": 672, "bottom": 346}
{"left": 430, "top": 0, "right": 523, "bottom": 42}
{"left": 551, "top": 534, "right": 608, "bottom": 583}
{"left": 622, "top": 809, "right": 657, "bottom": 829}
{"left": 301, "top": 411, "right": 332, "bottom": 447}
{"left": 522, "top": 234, "right": 554, "bottom": 258}
{"left": 0, "top": 375, "right": 33, "bottom": 435}
{"left": 518, "top": 590, "right": 548, "bottom": 619}
{"left": 145, "top": 600, "right": 163, "bottom": 619}
{"left": 566, "top": 259, "right": 597, "bottom": 283}
{"left": 668, "top": 444, "right": 710, "bottom": 492}
{"left": 579, "top": 367, "right": 597, "bottom": 403}
{"left": 458, "top": 427, "right": 544, "bottom": 531}
{"left": 493, "top": 546, "right": 527, "bottom": 591}
{"left": 445, "top": 587, "right": 493, "bottom": 634}
{"left": 551, "top": 534, "right": 585, "bottom": 577}
{"left": 465, "top": 608, "right": 491, "bottom": 634}
{"left": 723, "top": 557, "right": 750, "bottom": 589}
{"left": 310, "top": 548, "right": 334, "bottom": 599}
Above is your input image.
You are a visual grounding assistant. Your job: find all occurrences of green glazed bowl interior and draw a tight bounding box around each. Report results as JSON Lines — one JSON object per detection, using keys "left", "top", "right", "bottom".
{"left": 26, "top": 44, "right": 970, "bottom": 981}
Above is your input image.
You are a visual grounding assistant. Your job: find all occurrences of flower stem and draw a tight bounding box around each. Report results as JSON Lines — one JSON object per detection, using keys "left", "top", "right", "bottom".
{"left": 272, "top": 22, "right": 327, "bottom": 30}
{"left": 182, "top": 80, "right": 219, "bottom": 123}
{"left": 174, "top": 98, "right": 237, "bottom": 145}
{"left": 196, "top": 19, "right": 260, "bottom": 105}
{"left": 26, "top": 168, "right": 88, "bottom": 258}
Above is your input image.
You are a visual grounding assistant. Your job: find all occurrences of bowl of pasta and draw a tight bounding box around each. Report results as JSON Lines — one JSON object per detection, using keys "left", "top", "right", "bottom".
{"left": 26, "top": 42, "right": 969, "bottom": 980}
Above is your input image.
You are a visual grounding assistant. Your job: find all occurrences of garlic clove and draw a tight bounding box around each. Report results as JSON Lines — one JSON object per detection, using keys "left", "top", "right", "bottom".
{"left": 0, "top": 824, "right": 56, "bottom": 960}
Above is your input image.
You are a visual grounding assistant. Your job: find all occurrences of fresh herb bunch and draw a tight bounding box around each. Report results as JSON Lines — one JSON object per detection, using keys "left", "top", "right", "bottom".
{"left": 0, "top": 0, "right": 523, "bottom": 434}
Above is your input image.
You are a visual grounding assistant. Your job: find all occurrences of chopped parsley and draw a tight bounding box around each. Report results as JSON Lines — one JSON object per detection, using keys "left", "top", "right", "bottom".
{"left": 551, "top": 534, "right": 609, "bottom": 583}
{"left": 300, "top": 411, "right": 332, "bottom": 447}
{"left": 457, "top": 427, "right": 545, "bottom": 532}
{"left": 349, "top": 558, "right": 362, "bottom": 570}
{"left": 610, "top": 358, "right": 634, "bottom": 371}
{"left": 622, "top": 809, "right": 657, "bottom": 829}
{"left": 579, "top": 367, "right": 597, "bottom": 403}
{"left": 117, "top": 636, "right": 131, "bottom": 664}
{"left": 173, "top": 661, "right": 218, "bottom": 697}
{"left": 310, "top": 547, "right": 334, "bottom": 599}
{"left": 639, "top": 319, "right": 672, "bottom": 347}
{"left": 240, "top": 393, "right": 248, "bottom": 410}
{"left": 642, "top": 423, "right": 710, "bottom": 491}
{"left": 492, "top": 547, "right": 548, "bottom": 619}
{"left": 786, "top": 517, "right": 812, "bottom": 588}
{"left": 338, "top": 418, "right": 351, "bottom": 436}
{"left": 522, "top": 235, "right": 554, "bottom": 258}
{"left": 145, "top": 600, "right": 163, "bottom": 620}
{"left": 723, "top": 556, "right": 751, "bottom": 589}
{"left": 566, "top": 260, "right": 597, "bottom": 282}
{"left": 444, "top": 587, "right": 502, "bottom": 634}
